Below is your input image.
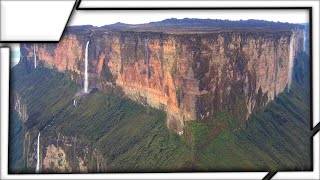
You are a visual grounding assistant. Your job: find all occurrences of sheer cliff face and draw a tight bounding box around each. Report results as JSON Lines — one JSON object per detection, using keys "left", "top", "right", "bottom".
{"left": 20, "top": 29, "right": 304, "bottom": 133}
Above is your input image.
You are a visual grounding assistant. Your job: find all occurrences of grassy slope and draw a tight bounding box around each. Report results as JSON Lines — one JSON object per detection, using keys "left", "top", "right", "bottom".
{"left": 10, "top": 65, "right": 79, "bottom": 133}
{"left": 192, "top": 81, "right": 311, "bottom": 171}
{"left": 9, "top": 111, "right": 25, "bottom": 173}
{"left": 10, "top": 64, "right": 191, "bottom": 172}
{"left": 190, "top": 51, "right": 311, "bottom": 171}
{"left": 10, "top": 57, "right": 311, "bottom": 172}
{"left": 49, "top": 92, "right": 191, "bottom": 172}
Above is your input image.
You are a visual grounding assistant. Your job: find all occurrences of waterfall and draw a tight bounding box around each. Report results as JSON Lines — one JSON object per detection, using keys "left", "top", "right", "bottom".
{"left": 35, "top": 118, "right": 55, "bottom": 173}
{"left": 36, "top": 132, "right": 41, "bottom": 173}
{"left": 34, "top": 44, "right": 37, "bottom": 69}
{"left": 287, "top": 34, "right": 295, "bottom": 93}
{"left": 84, "top": 41, "right": 90, "bottom": 93}
{"left": 303, "top": 31, "right": 306, "bottom": 52}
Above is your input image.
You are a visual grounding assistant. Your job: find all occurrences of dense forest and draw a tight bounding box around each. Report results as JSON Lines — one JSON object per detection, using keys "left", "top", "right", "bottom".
{"left": 9, "top": 50, "right": 311, "bottom": 173}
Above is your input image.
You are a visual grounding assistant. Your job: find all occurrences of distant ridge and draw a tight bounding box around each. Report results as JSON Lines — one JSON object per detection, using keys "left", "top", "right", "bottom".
{"left": 67, "top": 18, "right": 303, "bottom": 33}
{"left": 148, "top": 18, "right": 302, "bottom": 28}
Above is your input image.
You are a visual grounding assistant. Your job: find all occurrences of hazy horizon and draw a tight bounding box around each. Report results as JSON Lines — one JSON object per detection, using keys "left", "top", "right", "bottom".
{"left": 68, "top": 10, "right": 309, "bottom": 27}
{"left": 68, "top": 17, "right": 308, "bottom": 28}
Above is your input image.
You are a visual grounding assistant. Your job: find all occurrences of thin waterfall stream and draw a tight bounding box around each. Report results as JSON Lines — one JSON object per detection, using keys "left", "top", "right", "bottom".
{"left": 84, "top": 41, "right": 90, "bottom": 93}
{"left": 287, "top": 34, "right": 295, "bottom": 93}
{"left": 35, "top": 118, "right": 55, "bottom": 173}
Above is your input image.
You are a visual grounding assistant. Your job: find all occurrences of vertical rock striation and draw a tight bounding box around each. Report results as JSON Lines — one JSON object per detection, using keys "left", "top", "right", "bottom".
{"left": 20, "top": 26, "right": 305, "bottom": 134}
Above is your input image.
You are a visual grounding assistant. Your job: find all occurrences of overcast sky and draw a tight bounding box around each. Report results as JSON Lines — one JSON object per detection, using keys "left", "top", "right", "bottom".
{"left": 69, "top": 10, "right": 309, "bottom": 26}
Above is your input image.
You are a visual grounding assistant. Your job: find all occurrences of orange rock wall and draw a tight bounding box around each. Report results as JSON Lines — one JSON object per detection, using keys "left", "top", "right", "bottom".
{"left": 20, "top": 29, "right": 304, "bottom": 133}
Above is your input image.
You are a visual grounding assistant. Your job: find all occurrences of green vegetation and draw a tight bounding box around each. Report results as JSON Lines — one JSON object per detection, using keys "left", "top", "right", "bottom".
{"left": 152, "top": 53, "right": 159, "bottom": 61}
{"left": 49, "top": 90, "right": 192, "bottom": 172}
{"left": 193, "top": 80, "right": 311, "bottom": 171}
{"left": 10, "top": 64, "right": 191, "bottom": 172}
{"left": 170, "top": 56, "right": 178, "bottom": 76}
{"left": 9, "top": 112, "right": 25, "bottom": 173}
{"left": 189, "top": 50, "right": 311, "bottom": 171}
{"left": 10, "top": 65, "right": 79, "bottom": 133}
{"left": 9, "top": 51, "right": 310, "bottom": 172}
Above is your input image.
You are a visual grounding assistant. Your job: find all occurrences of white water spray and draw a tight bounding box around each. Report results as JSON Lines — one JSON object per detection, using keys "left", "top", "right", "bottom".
{"left": 303, "top": 31, "right": 306, "bottom": 52}
{"left": 84, "top": 41, "right": 90, "bottom": 93}
{"left": 303, "top": 27, "right": 307, "bottom": 52}
{"left": 34, "top": 44, "right": 37, "bottom": 69}
{"left": 35, "top": 118, "right": 55, "bottom": 173}
{"left": 35, "top": 132, "right": 41, "bottom": 173}
{"left": 287, "top": 34, "right": 295, "bottom": 93}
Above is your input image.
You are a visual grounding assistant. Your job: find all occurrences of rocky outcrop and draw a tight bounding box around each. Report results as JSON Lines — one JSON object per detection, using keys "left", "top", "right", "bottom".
{"left": 11, "top": 93, "right": 28, "bottom": 122}
{"left": 42, "top": 144, "right": 72, "bottom": 173}
{"left": 24, "top": 132, "right": 106, "bottom": 173}
{"left": 20, "top": 26, "right": 305, "bottom": 134}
